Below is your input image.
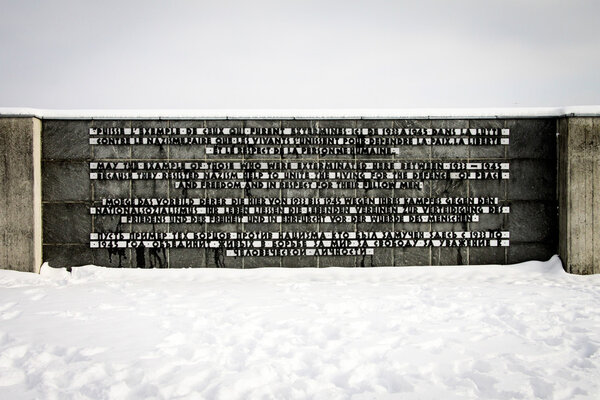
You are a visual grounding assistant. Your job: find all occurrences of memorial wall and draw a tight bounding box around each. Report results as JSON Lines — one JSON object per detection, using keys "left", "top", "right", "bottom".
{"left": 40, "top": 118, "right": 557, "bottom": 268}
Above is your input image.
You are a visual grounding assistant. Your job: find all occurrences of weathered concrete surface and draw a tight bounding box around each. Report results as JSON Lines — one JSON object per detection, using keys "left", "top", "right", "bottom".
{"left": 0, "top": 117, "right": 42, "bottom": 272}
{"left": 558, "top": 117, "right": 600, "bottom": 274}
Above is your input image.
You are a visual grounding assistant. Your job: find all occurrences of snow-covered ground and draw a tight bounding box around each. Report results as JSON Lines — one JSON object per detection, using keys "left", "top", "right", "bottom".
{"left": 1, "top": 256, "right": 599, "bottom": 399}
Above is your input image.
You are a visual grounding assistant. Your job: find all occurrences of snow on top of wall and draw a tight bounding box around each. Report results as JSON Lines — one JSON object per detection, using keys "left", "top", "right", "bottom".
{"left": 1, "top": 106, "right": 600, "bottom": 119}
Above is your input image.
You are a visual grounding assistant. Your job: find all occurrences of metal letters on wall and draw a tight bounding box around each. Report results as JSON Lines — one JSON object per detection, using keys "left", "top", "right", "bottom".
{"left": 85, "top": 124, "right": 512, "bottom": 267}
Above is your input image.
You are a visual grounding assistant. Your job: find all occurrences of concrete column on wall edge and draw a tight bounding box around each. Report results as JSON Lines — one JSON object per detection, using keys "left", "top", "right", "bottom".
{"left": 558, "top": 117, "right": 600, "bottom": 274}
{"left": 0, "top": 117, "right": 42, "bottom": 273}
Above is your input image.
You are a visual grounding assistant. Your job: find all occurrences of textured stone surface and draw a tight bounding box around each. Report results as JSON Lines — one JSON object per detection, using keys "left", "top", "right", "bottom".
{"left": 508, "top": 201, "right": 557, "bottom": 243}
{"left": 508, "top": 159, "right": 556, "bottom": 201}
{"left": 431, "top": 119, "right": 470, "bottom": 159}
{"left": 43, "top": 203, "right": 90, "bottom": 244}
{"left": 433, "top": 247, "right": 468, "bottom": 266}
{"left": 469, "top": 178, "right": 506, "bottom": 199}
{"left": 92, "top": 120, "right": 132, "bottom": 159}
{"left": 469, "top": 119, "right": 505, "bottom": 158}
{"left": 131, "top": 180, "right": 168, "bottom": 198}
{"left": 169, "top": 248, "right": 206, "bottom": 268}
{"left": 94, "top": 248, "right": 132, "bottom": 268}
{"left": 507, "top": 119, "right": 556, "bottom": 159}
{"left": 282, "top": 256, "right": 317, "bottom": 268}
{"left": 360, "top": 248, "right": 393, "bottom": 268}
{"left": 244, "top": 120, "right": 282, "bottom": 161}
{"left": 393, "top": 118, "right": 431, "bottom": 160}
{"left": 93, "top": 214, "right": 127, "bottom": 239}
{"left": 94, "top": 179, "right": 130, "bottom": 199}
{"left": 132, "top": 246, "right": 167, "bottom": 269}
{"left": 0, "top": 118, "right": 41, "bottom": 272}
{"left": 508, "top": 243, "right": 555, "bottom": 264}
{"left": 470, "top": 247, "right": 506, "bottom": 265}
{"left": 557, "top": 117, "right": 600, "bottom": 274}
{"left": 206, "top": 248, "right": 242, "bottom": 268}
{"left": 395, "top": 247, "right": 431, "bottom": 266}
{"left": 319, "top": 256, "right": 356, "bottom": 268}
{"left": 244, "top": 256, "right": 281, "bottom": 268}
{"left": 43, "top": 245, "right": 95, "bottom": 268}
{"left": 168, "top": 120, "right": 207, "bottom": 159}
{"left": 131, "top": 120, "right": 169, "bottom": 159}
{"left": 431, "top": 177, "right": 468, "bottom": 198}
{"left": 43, "top": 120, "right": 91, "bottom": 160}
{"left": 42, "top": 161, "right": 90, "bottom": 201}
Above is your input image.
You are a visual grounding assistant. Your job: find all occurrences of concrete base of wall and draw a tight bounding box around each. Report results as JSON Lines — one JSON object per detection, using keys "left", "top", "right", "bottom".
{"left": 558, "top": 117, "right": 600, "bottom": 274}
{"left": 0, "top": 118, "right": 42, "bottom": 273}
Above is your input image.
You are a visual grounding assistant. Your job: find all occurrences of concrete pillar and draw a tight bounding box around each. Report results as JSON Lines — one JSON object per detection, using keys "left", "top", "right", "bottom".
{"left": 558, "top": 117, "right": 600, "bottom": 274}
{"left": 0, "top": 117, "right": 42, "bottom": 273}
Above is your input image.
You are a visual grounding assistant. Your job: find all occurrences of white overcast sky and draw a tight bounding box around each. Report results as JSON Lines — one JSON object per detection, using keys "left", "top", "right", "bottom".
{"left": 1, "top": 0, "right": 599, "bottom": 109}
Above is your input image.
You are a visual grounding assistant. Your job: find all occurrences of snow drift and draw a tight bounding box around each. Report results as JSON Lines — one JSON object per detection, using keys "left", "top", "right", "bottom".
{"left": 1, "top": 256, "right": 599, "bottom": 399}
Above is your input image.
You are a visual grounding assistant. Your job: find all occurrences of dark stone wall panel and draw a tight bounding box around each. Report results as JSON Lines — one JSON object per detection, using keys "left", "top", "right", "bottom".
{"left": 43, "top": 203, "right": 90, "bottom": 244}
{"left": 395, "top": 247, "right": 431, "bottom": 266}
{"left": 470, "top": 247, "right": 506, "bottom": 266}
{"left": 39, "top": 117, "right": 558, "bottom": 268}
{"left": 508, "top": 201, "right": 557, "bottom": 243}
{"left": 170, "top": 248, "right": 206, "bottom": 268}
{"left": 508, "top": 243, "right": 557, "bottom": 264}
{"left": 43, "top": 245, "right": 94, "bottom": 268}
{"left": 507, "top": 119, "right": 556, "bottom": 159}
{"left": 43, "top": 120, "right": 92, "bottom": 161}
{"left": 42, "top": 161, "right": 90, "bottom": 201}
{"left": 433, "top": 247, "right": 468, "bottom": 266}
{"left": 508, "top": 159, "right": 556, "bottom": 201}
